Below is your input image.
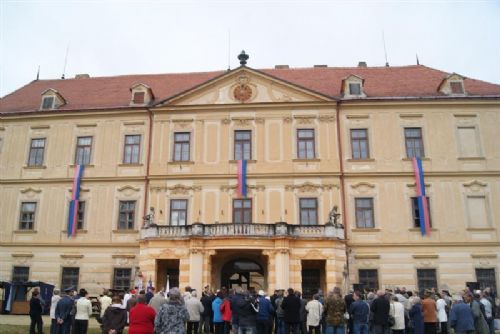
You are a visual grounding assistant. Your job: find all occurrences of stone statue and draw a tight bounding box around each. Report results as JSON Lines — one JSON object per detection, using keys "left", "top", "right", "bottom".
{"left": 328, "top": 206, "right": 341, "bottom": 227}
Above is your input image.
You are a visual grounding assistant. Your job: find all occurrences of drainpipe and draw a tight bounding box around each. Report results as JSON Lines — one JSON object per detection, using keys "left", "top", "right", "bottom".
{"left": 335, "top": 100, "right": 350, "bottom": 289}
{"left": 143, "top": 107, "right": 154, "bottom": 225}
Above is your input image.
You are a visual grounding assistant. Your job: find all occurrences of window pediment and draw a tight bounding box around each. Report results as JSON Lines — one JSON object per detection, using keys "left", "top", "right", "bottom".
{"left": 438, "top": 73, "right": 466, "bottom": 96}
{"left": 40, "top": 88, "right": 66, "bottom": 110}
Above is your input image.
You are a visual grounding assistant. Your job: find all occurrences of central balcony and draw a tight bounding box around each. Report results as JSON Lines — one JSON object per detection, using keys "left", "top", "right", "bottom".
{"left": 140, "top": 222, "right": 344, "bottom": 240}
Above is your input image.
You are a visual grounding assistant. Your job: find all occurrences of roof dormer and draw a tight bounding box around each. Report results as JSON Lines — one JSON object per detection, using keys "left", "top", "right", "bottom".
{"left": 438, "top": 73, "right": 466, "bottom": 96}
{"left": 130, "top": 83, "right": 154, "bottom": 106}
{"left": 40, "top": 88, "right": 66, "bottom": 110}
{"left": 342, "top": 74, "right": 366, "bottom": 98}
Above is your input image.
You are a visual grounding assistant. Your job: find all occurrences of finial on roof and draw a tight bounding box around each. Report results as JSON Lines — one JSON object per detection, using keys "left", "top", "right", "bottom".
{"left": 238, "top": 50, "right": 249, "bottom": 66}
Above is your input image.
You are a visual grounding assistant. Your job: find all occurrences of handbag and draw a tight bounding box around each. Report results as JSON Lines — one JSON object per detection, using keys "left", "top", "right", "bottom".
{"left": 388, "top": 315, "right": 396, "bottom": 327}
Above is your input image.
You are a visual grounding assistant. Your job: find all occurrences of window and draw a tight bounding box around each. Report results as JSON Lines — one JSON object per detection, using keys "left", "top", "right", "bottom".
{"left": 299, "top": 198, "right": 318, "bottom": 225}
{"left": 233, "top": 199, "right": 252, "bottom": 224}
{"left": 404, "top": 128, "right": 424, "bottom": 158}
{"left": 123, "top": 135, "right": 141, "bottom": 164}
{"left": 234, "top": 130, "right": 252, "bottom": 160}
{"left": 113, "top": 268, "right": 132, "bottom": 290}
{"left": 349, "top": 83, "right": 361, "bottom": 95}
{"left": 173, "top": 132, "right": 190, "bottom": 161}
{"left": 12, "top": 266, "right": 29, "bottom": 301}
{"left": 19, "top": 202, "right": 36, "bottom": 230}
{"left": 27, "top": 138, "right": 46, "bottom": 166}
{"left": 118, "top": 200, "right": 136, "bottom": 230}
{"left": 359, "top": 269, "right": 379, "bottom": 290}
{"left": 41, "top": 96, "right": 55, "bottom": 109}
{"left": 75, "top": 136, "right": 92, "bottom": 165}
{"left": 355, "top": 198, "right": 374, "bottom": 228}
{"left": 411, "top": 197, "right": 432, "bottom": 228}
{"left": 297, "top": 129, "right": 315, "bottom": 159}
{"left": 170, "top": 199, "right": 188, "bottom": 226}
{"left": 476, "top": 268, "right": 497, "bottom": 294}
{"left": 76, "top": 201, "right": 86, "bottom": 230}
{"left": 466, "top": 196, "right": 490, "bottom": 228}
{"left": 457, "top": 127, "right": 481, "bottom": 157}
{"left": 450, "top": 81, "right": 464, "bottom": 94}
{"left": 61, "top": 267, "right": 79, "bottom": 291}
{"left": 133, "top": 92, "right": 145, "bottom": 104}
{"left": 350, "top": 129, "right": 370, "bottom": 159}
{"left": 417, "top": 269, "right": 437, "bottom": 291}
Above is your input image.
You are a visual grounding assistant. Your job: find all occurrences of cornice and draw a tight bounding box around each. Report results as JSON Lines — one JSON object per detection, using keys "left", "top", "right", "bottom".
{"left": 0, "top": 242, "right": 140, "bottom": 248}
{"left": 348, "top": 242, "right": 500, "bottom": 247}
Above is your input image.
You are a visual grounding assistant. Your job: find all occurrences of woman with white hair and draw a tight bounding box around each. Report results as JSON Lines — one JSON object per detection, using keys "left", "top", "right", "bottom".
{"left": 155, "top": 287, "right": 189, "bottom": 334}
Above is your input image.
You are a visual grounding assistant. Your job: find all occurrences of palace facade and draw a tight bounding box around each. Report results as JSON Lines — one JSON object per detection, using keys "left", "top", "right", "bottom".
{"left": 1, "top": 57, "right": 500, "bottom": 298}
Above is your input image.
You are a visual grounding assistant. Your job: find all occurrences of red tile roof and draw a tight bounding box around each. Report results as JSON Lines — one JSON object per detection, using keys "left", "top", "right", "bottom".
{"left": 1, "top": 65, "right": 499, "bottom": 114}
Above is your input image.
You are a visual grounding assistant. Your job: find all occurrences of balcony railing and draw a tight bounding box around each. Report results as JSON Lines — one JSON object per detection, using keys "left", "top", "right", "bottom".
{"left": 140, "top": 222, "right": 344, "bottom": 240}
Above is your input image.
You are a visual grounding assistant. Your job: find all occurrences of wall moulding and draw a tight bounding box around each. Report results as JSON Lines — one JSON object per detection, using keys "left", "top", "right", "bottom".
{"left": 285, "top": 182, "right": 338, "bottom": 192}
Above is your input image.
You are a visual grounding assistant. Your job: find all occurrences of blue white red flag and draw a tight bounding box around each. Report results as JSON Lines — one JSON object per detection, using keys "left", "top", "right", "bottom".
{"left": 412, "top": 158, "right": 431, "bottom": 236}
{"left": 67, "top": 165, "right": 84, "bottom": 238}
{"left": 237, "top": 160, "right": 247, "bottom": 197}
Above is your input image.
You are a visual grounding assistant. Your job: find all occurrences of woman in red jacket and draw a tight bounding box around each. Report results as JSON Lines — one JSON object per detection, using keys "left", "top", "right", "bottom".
{"left": 129, "top": 294, "right": 156, "bottom": 334}
{"left": 220, "top": 294, "right": 233, "bottom": 334}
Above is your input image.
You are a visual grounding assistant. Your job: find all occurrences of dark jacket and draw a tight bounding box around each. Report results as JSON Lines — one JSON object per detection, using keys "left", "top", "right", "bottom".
{"left": 257, "top": 296, "right": 274, "bottom": 321}
{"left": 299, "top": 298, "right": 307, "bottom": 322}
{"left": 101, "top": 305, "right": 127, "bottom": 334}
{"left": 55, "top": 295, "right": 74, "bottom": 321}
{"left": 201, "top": 294, "right": 214, "bottom": 317}
{"left": 30, "top": 296, "right": 43, "bottom": 316}
{"left": 281, "top": 294, "right": 301, "bottom": 324}
{"left": 350, "top": 300, "right": 370, "bottom": 324}
{"left": 409, "top": 304, "right": 424, "bottom": 334}
{"left": 230, "top": 292, "right": 244, "bottom": 325}
{"left": 371, "top": 296, "right": 390, "bottom": 326}
{"left": 237, "top": 295, "right": 258, "bottom": 327}
{"left": 449, "top": 302, "right": 475, "bottom": 333}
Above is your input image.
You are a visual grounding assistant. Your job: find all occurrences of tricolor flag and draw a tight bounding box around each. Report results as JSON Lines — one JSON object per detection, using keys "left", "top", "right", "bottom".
{"left": 412, "top": 157, "right": 431, "bottom": 236}
{"left": 237, "top": 160, "right": 247, "bottom": 197}
{"left": 67, "top": 165, "right": 84, "bottom": 238}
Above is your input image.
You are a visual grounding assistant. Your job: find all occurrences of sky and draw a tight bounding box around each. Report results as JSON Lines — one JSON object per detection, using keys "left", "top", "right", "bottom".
{"left": 1, "top": 0, "right": 500, "bottom": 97}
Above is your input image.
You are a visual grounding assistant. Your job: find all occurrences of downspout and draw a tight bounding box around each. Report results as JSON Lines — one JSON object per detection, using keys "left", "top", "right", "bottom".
{"left": 335, "top": 100, "right": 350, "bottom": 289}
{"left": 143, "top": 107, "right": 154, "bottom": 226}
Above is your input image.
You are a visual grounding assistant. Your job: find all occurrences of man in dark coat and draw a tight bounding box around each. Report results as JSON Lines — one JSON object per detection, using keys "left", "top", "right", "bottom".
{"left": 55, "top": 287, "right": 76, "bottom": 334}
{"left": 29, "top": 289, "right": 44, "bottom": 334}
{"left": 371, "top": 290, "right": 390, "bottom": 334}
{"left": 236, "top": 290, "right": 259, "bottom": 334}
{"left": 281, "top": 288, "right": 301, "bottom": 334}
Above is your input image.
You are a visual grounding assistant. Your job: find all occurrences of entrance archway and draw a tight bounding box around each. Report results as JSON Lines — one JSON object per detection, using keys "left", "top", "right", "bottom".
{"left": 221, "top": 258, "right": 265, "bottom": 292}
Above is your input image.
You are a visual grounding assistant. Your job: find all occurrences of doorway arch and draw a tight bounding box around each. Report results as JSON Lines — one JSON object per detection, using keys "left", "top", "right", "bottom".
{"left": 220, "top": 258, "right": 265, "bottom": 292}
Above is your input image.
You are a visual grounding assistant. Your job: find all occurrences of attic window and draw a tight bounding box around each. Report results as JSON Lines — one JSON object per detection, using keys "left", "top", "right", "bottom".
{"left": 349, "top": 83, "right": 361, "bottom": 95}
{"left": 133, "top": 92, "right": 145, "bottom": 104}
{"left": 41, "top": 96, "right": 55, "bottom": 110}
{"left": 450, "top": 81, "right": 464, "bottom": 94}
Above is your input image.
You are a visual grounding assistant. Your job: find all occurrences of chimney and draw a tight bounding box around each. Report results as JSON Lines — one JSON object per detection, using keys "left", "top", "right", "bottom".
{"left": 75, "top": 74, "right": 90, "bottom": 79}
{"left": 274, "top": 65, "right": 289, "bottom": 69}
{"left": 358, "top": 61, "right": 367, "bottom": 68}
{"left": 314, "top": 65, "right": 328, "bottom": 68}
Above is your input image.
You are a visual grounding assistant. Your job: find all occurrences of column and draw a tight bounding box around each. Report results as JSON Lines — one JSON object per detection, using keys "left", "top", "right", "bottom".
{"left": 274, "top": 248, "right": 290, "bottom": 289}
{"left": 189, "top": 249, "right": 204, "bottom": 292}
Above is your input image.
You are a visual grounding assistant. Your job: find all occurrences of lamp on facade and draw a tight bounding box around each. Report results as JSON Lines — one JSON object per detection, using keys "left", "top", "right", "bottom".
{"left": 143, "top": 206, "right": 156, "bottom": 228}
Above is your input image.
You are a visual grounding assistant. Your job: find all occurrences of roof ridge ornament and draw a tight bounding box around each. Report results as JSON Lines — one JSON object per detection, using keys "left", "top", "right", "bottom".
{"left": 238, "top": 50, "right": 249, "bottom": 66}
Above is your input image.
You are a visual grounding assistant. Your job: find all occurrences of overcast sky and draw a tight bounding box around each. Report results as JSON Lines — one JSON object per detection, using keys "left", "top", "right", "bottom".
{"left": 1, "top": 0, "right": 499, "bottom": 97}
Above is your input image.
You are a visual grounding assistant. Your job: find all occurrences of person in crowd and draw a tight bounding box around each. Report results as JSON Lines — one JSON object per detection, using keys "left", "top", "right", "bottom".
{"left": 155, "top": 287, "right": 189, "bottom": 334}
{"left": 99, "top": 289, "right": 113, "bottom": 319}
{"left": 409, "top": 297, "right": 424, "bottom": 334}
{"left": 344, "top": 291, "right": 355, "bottom": 334}
{"left": 186, "top": 290, "right": 205, "bottom": 334}
{"left": 29, "top": 289, "right": 44, "bottom": 334}
{"left": 479, "top": 291, "right": 494, "bottom": 334}
{"left": 145, "top": 287, "right": 155, "bottom": 304}
{"left": 274, "top": 289, "right": 286, "bottom": 334}
{"left": 74, "top": 289, "right": 92, "bottom": 334}
{"left": 422, "top": 291, "right": 437, "bottom": 334}
{"left": 148, "top": 290, "right": 167, "bottom": 312}
{"left": 101, "top": 295, "right": 127, "bottom": 334}
{"left": 257, "top": 290, "right": 275, "bottom": 334}
{"left": 237, "top": 290, "right": 259, "bottom": 334}
{"left": 296, "top": 291, "right": 307, "bottom": 334}
{"left": 323, "top": 287, "right": 346, "bottom": 334}
{"left": 449, "top": 294, "right": 475, "bottom": 334}
{"left": 349, "top": 291, "right": 369, "bottom": 334}
{"left": 212, "top": 291, "right": 225, "bottom": 334}
{"left": 129, "top": 294, "right": 156, "bottom": 334}
{"left": 201, "top": 290, "right": 215, "bottom": 334}
{"left": 55, "top": 287, "right": 75, "bottom": 334}
{"left": 282, "top": 288, "right": 302, "bottom": 334}
{"left": 371, "top": 290, "right": 390, "bottom": 334}
{"left": 50, "top": 289, "right": 61, "bottom": 334}
{"left": 220, "top": 291, "right": 232, "bottom": 334}
{"left": 390, "top": 296, "right": 406, "bottom": 334}
{"left": 307, "top": 294, "right": 324, "bottom": 334}
{"left": 184, "top": 285, "right": 193, "bottom": 303}
{"left": 122, "top": 288, "right": 131, "bottom": 309}
{"left": 466, "top": 293, "right": 489, "bottom": 334}
{"left": 436, "top": 293, "right": 448, "bottom": 334}
{"left": 231, "top": 288, "right": 244, "bottom": 334}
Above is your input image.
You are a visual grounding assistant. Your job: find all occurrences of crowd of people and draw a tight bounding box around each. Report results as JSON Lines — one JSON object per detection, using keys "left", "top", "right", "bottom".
{"left": 29, "top": 284, "right": 498, "bottom": 334}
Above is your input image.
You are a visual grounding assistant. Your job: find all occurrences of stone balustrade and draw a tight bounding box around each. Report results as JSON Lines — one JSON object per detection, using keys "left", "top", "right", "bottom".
{"left": 140, "top": 222, "right": 344, "bottom": 240}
